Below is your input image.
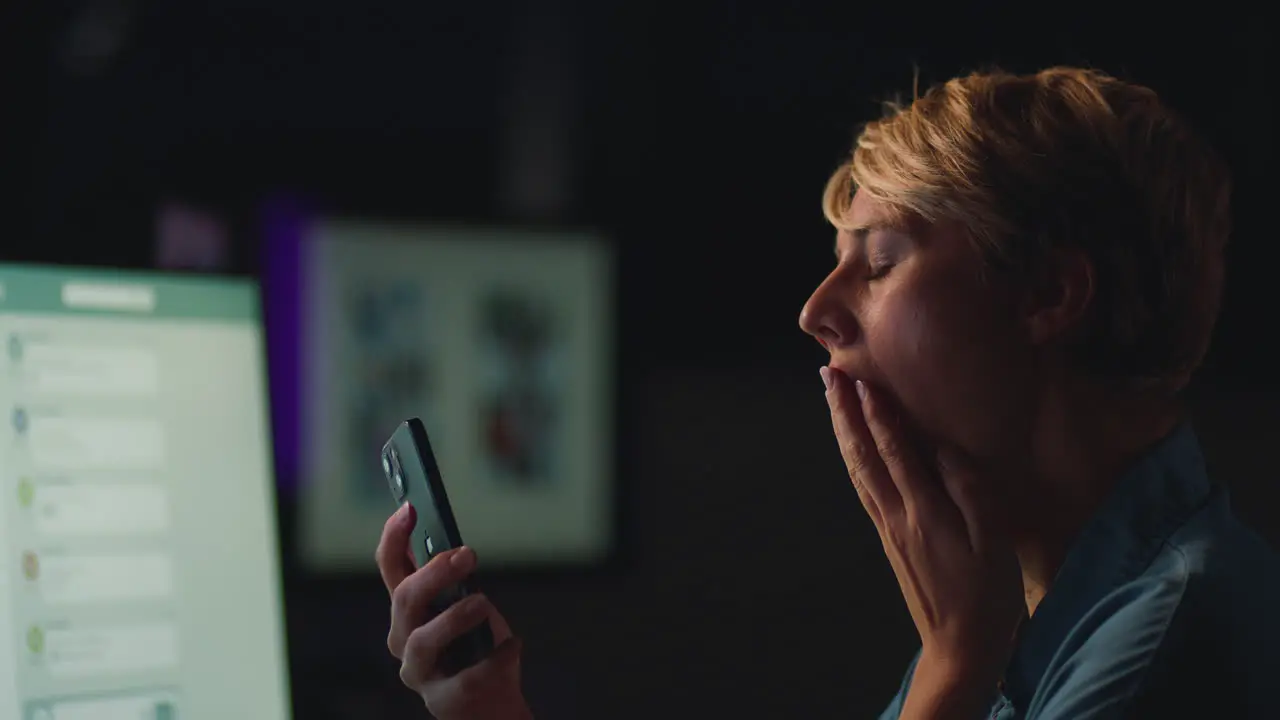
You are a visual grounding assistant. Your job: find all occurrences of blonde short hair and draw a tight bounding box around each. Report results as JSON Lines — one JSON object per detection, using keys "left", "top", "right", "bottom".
{"left": 824, "top": 67, "right": 1232, "bottom": 393}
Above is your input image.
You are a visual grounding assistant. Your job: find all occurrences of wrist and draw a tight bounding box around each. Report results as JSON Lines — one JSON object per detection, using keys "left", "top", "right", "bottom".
{"left": 900, "top": 652, "right": 998, "bottom": 720}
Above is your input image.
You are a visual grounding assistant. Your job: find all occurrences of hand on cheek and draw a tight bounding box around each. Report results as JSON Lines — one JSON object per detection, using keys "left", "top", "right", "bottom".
{"left": 821, "top": 366, "right": 1024, "bottom": 717}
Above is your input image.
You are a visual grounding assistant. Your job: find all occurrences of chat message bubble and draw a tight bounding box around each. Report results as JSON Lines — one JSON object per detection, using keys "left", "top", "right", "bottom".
{"left": 41, "top": 621, "right": 179, "bottom": 679}
{"left": 27, "top": 416, "right": 165, "bottom": 471}
{"left": 34, "top": 551, "right": 174, "bottom": 605}
{"left": 43, "top": 690, "right": 178, "bottom": 720}
{"left": 33, "top": 484, "right": 170, "bottom": 538}
{"left": 16, "top": 342, "right": 160, "bottom": 396}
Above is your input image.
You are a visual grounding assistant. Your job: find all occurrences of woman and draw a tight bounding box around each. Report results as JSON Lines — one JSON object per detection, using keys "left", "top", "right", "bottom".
{"left": 375, "top": 67, "right": 1280, "bottom": 719}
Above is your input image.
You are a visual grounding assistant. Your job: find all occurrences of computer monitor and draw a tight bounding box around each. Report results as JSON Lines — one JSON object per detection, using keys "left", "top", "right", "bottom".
{"left": 0, "top": 264, "right": 290, "bottom": 720}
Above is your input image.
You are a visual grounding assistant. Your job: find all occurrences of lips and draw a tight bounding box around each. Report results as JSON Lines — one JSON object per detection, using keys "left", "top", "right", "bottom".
{"left": 824, "top": 368, "right": 936, "bottom": 459}
{"left": 826, "top": 362, "right": 864, "bottom": 384}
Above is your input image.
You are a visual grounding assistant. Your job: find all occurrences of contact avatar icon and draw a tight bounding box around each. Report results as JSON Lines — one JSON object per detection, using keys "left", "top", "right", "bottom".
{"left": 26, "top": 625, "right": 43, "bottom": 654}
{"left": 22, "top": 551, "right": 38, "bottom": 581}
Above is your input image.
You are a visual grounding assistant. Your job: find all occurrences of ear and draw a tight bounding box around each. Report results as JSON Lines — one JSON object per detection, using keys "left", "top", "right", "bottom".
{"left": 1023, "top": 247, "right": 1095, "bottom": 345}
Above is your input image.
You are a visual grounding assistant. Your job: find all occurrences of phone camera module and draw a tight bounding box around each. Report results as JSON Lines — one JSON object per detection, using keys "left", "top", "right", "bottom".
{"left": 389, "top": 447, "right": 405, "bottom": 492}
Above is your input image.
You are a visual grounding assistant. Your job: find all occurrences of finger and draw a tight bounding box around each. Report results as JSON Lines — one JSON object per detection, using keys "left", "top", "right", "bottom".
{"left": 389, "top": 546, "right": 478, "bottom": 659}
{"left": 486, "top": 602, "right": 515, "bottom": 644}
{"left": 855, "top": 380, "right": 949, "bottom": 518}
{"left": 377, "top": 504, "right": 418, "bottom": 593}
{"left": 399, "top": 592, "right": 496, "bottom": 688}
{"left": 424, "top": 636, "right": 524, "bottom": 715}
{"left": 823, "top": 367, "right": 901, "bottom": 524}
{"left": 452, "top": 635, "right": 523, "bottom": 688}
{"left": 475, "top": 633, "right": 522, "bottom": 671}
{"left": 936, "top": 445, "right": 1003, "bottom": 553}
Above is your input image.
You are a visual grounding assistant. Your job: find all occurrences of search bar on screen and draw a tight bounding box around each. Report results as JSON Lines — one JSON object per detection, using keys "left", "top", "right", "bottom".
{"left": 61, "top": 283, "right": 156, "bottom": 313}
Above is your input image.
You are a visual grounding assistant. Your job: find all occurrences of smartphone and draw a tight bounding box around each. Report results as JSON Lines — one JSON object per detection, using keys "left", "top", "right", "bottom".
{"left": 383, "top": 418, "right": 494, "bottom": 672}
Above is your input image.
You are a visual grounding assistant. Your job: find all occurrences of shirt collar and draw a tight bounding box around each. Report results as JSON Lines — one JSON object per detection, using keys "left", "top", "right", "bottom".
{"left": 1002, "top": 421, "right": 1214, "bottom": 708}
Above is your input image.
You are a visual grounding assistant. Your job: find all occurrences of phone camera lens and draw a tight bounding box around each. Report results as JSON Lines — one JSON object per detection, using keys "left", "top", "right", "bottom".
{"left": 389, "top": 448, "right": 404, "bottom": 491}
{"left": 382, "top": 454, "right": 392, "bottom": 478}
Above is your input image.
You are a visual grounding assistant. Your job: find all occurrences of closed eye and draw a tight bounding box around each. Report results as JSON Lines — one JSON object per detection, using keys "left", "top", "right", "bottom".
{"left": 866, "top": 264, "right": 893, "bottom": 280}
{"left": 865, "top": 249, "right": 897, "bottom": 280}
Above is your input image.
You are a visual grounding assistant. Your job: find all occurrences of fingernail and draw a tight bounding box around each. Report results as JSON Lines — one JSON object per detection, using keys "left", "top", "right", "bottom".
{"left": 820, "top": 366, "right": 833, "bottom": 392}
{"left": 855, "top": 380, "right": 868, "bottom": 402}
{"left": 451, "top": 547, "right": 476, "bottom": 572}
{"left": 400, "top": 503, "right": 416, "bottom": 526}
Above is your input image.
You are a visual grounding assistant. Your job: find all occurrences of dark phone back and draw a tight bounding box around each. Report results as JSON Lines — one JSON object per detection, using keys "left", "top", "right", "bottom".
{"left": 383, "top": 418, "right": 494, "bottom": 672}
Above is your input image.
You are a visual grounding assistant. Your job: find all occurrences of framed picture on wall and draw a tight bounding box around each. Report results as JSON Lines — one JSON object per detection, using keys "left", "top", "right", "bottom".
{"left": 274, "top": 220, "right": 616, "bottom": 572}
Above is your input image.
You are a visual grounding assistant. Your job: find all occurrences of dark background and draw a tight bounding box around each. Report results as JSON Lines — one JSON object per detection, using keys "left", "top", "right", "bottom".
{"left": 5, "top": 2, "right": 1277, "bottom": 718}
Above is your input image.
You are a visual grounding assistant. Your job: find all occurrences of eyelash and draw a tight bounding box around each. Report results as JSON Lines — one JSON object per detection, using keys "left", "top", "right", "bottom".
{"left": 865, "top": 263, "right": 893, "bottom": 280}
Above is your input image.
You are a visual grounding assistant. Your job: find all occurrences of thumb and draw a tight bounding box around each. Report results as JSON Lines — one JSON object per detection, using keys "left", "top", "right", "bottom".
{"left": 482, "top": 635, "right": 524, "bottom": 672}
{"left": 486, "top": 606, "right": 514, "bottom": 645}
{"left": 445, "top": 637, "right": 523, "bottom": 690}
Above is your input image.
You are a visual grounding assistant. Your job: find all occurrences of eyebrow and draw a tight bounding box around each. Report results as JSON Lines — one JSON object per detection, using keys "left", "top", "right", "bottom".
{"left": 833, "top": 220, "right": 900, "bottom": 258}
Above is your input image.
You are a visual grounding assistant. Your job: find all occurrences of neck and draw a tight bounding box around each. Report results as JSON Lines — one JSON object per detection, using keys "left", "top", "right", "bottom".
{"left": 1004, "top": 379, "right": 1184, "bottom": 616}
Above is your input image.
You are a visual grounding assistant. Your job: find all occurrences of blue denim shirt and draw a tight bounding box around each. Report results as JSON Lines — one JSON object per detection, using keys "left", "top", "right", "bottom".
{"left": 878, "top": 422, "right": 1280, "bottom": 719}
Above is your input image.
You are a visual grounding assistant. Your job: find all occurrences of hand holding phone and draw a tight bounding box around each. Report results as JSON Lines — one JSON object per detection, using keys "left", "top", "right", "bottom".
{"left": 378, "top": 419, "right": 532, "bottom": 717}
{"left": 377, "top": 505, "right": 531, "bottom": 720}
{"left": 382, "top": 418, "right": 495, "bottom": 672}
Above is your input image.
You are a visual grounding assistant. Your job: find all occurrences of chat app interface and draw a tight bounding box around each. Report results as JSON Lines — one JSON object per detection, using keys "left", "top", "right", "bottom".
{"left": 0, "top": 266, "right": 290, "bottom": 720}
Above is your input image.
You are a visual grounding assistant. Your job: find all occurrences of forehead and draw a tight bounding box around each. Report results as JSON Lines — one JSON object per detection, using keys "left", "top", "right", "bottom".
{"left": 836, "top": 190, "right": 914, "bottom": 245}
{"left": 847, "top": 189, "right": 901, "bottom": 228}
{"left": 836, "top": 190, "right": 980, "bottom": 265}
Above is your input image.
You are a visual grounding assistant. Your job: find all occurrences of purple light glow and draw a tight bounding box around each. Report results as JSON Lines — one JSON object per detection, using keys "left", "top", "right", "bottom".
{"left": 261, "top": 193, "right": 313, "bottom": 496}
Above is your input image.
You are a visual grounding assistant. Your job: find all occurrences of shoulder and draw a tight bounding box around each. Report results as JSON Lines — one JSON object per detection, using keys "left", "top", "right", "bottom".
{"left": 1030, "top": 506, "right": 1280, "bottom": 719}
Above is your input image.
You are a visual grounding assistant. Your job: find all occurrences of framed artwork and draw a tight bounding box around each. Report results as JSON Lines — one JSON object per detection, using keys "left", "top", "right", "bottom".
{"left": 294, "top": 222, "right": 615, "bottom": 571}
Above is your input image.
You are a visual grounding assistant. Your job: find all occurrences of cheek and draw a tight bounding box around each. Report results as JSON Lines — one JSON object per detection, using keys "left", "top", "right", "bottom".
{"left": 864, "top": 281, "right": 1030, "bottom": 453}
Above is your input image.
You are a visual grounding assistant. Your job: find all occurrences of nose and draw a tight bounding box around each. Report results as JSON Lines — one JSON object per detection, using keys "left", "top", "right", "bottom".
{"left": 799, "top": 271, "right": 859, "bottom": 349}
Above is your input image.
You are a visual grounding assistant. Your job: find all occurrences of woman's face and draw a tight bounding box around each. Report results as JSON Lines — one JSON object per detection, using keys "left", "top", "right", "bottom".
{"left": 800, "top": 190, "right": 1037, "bottom": 461}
